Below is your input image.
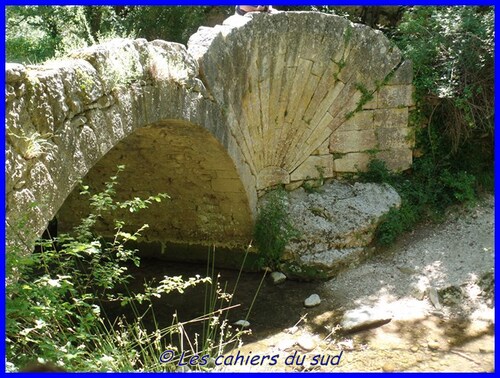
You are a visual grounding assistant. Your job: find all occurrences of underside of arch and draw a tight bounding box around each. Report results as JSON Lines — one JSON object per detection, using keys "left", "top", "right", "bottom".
{"left": 57, "top": 119, "right": 254, "bottom": 252}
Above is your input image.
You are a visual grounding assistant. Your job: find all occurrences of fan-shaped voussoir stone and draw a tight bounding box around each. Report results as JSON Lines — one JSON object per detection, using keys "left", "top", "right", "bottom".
{"left": 188, "top": 11, "right": 412, "bottom": 191}
{"left": 257, "top": 166, "right": 290, "bottom": 189}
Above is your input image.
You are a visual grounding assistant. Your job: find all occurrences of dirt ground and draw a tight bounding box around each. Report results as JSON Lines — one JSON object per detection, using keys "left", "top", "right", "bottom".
{"left": 119, "top": 194, "right": 494, "bottom": 372}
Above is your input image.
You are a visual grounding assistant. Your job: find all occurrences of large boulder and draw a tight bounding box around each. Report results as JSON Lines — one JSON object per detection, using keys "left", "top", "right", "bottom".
{"left": 278, "top": 180, "right": 401, "bottom": 279}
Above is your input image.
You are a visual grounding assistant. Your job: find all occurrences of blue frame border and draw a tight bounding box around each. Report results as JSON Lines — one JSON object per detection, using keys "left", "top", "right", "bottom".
{"left": 2, "top": 2, "right": 497, "bottom": 375}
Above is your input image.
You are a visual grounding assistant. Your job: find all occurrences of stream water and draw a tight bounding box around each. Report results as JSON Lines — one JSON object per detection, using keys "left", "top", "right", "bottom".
{"left": 103, "top": 257, "right": 325, "bottom": 341}
{"left": 101, "top": 255, "right": 494, "bottom": 372}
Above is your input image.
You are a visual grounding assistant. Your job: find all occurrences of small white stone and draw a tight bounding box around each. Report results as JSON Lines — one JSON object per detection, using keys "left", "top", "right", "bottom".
{"left": 234, "top": 319, "right": 250, "bottom": 328}
{"left": 341, "top": 306, "right": 392, "bottom": 332}
{"left": 270, "top": 271, "right": 287, "bottom": 285}
{"left": 427, "top": 340, "right": 440, "bottom": 351}
{"left": 276, "top": 338, "right": 295, "bottom": 351}
{"left": 285, "top": 325, "right": 299, "bottom": 334}
{"left": 304, "top": 294, "right": 321, "bottom": 307}
{"left": 297, "top": 334, "right": 316, "bottom": 351}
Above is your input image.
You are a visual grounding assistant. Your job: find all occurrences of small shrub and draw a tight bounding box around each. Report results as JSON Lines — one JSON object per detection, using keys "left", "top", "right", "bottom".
{"left": 359, "top": 159, "right": 393, "bottom": 184}
{"left": 363, "top": 156, "right": 479, "bottom": 246}
{"left": 440, "top": 170, "right": 476, "bottom": 203}
{"left": 394, "top": 6, "right": 493, "bottom": 152}
{"left": 253, "top": 188, "right": 298, "bottom": 269}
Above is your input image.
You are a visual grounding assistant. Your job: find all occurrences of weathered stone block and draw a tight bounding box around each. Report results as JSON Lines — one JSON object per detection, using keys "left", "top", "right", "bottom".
{"left": 256, "top": 166, "right": 290, "bottom": 189}
{"left": 337, "top": 110, "right": 374, "bottom": 132}
{"left": 376, "top": 127, "right": 413, "bottom": 150}
{"left": 330, "top": 129, "right": 377, "bottom": 153}
{"left": 312, "top": 137, "right": 330, "bottom": 155}
{"left": 6, "top": 144, "right": 27, "bottom": 193}
{"left": 285, "top": 180, "right": 304, "bottom": 191}
{"left": 290, "top": 155, "right": 333, "bottom": 181}
{"left": 388, "top": 60, "right": 413, "bottom": 85}
{"left": 6, "top": 63, "right": 26, "bottom": 84}
{"left": 332, "top": 152, "right": 371, "bottom": 172}
{"left": 378, "top": 84, "right": 414, "bottom": 108}
{"left": 374, "top": 108, "right": 408, "bottom": 129}
{"left": 215, "top": 169, "right": 239, "bottom": 179}
{"left": 282, "top": 180, "right": 401, "bottom": 279}
{"left": 377, "top": 148, "right": 413, "bottom": 171}
{"left": 76, "top": 125, "right": 99, "bottom": 165}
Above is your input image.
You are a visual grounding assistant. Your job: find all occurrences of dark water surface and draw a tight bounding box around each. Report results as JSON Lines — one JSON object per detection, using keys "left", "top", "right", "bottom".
{"left": 102, "top": 257, "right": 328, "bottom": 343}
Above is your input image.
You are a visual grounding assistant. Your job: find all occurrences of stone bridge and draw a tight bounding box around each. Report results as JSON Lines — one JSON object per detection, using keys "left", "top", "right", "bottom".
{"left": 6, "top": 12, "right": 414, "bottom": 257}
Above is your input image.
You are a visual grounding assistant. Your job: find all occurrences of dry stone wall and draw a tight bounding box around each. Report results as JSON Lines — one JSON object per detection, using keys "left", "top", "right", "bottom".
{"left": 6, "top": 12, "right": 414, "bottom": 258}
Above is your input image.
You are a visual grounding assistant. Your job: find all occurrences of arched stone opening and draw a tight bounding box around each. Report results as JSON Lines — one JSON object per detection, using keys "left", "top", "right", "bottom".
{"left": 56, "top": 119, "right": 254, "bottom": 259}
{"left": 6, "top": 38, "right": 257, "bottom": 256}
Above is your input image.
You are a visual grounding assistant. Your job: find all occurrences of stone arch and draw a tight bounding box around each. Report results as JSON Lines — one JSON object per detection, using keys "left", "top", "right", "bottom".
{"left": 6, "top": 38, "right": 255, "bottom": 253}
{"left": 6, "top": 12, "right": 415, "bottom": 256}
{"left": 57, "top": 119, "right": 254, "bottom": 252}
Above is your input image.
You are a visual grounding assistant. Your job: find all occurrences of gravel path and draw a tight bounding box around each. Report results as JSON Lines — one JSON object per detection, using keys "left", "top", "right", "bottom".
{"left": 121, "top": 194, "right": 495, "bottom": 372}
{"left": 323, "top": 193, "right": 494, "bottom": 320}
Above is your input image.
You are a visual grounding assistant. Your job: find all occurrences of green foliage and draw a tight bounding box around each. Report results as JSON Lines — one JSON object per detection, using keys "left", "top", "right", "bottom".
{"left": 301, "top": 166, "right": 326, "bottom": 193}
{"left": 355, "top": 83, "right": 374, "bottom": 110}
{"left": 6, "top": 166, "right": 247, "bottom": 372}
{"left": 6, "top": 6, "right": 231, "bottom": 64}
{"left": 345, "top": 83, "right": 374, "bottom": 120}
{"left": 254, "top": 189, "right": 298, "bottom": 269}
{"left": 357, "top": 6, "right": 493, "bottom": 246}
{"left": 302, "top": 181, "right": 320, "bottom": 193}
{"left": 360, "top": 159, "right": 393, "bottom": 183}
{"left": 119, "top": 6, "right": 213, "bottom": 44}
{"left": 394, "top": 6, "right": 493, "bottom": 152}
{"left": 361, "top": 157, "right": 478, "bottom": 246}
{"left": 6, "top": 6, "right": 94, "bottom": 63}
{"left": 281, "top": 261, "right": 328, "bottom": 281}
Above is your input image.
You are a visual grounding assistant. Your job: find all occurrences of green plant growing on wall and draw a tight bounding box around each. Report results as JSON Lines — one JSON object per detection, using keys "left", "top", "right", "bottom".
{"left": 8, "top": 130, "right": 54, "bottom": 160}
{"left": 253, "top": 188, "right": 298, "bottom": 270}
{"left": 301, "top": 181, "right": 316, "bottom": 193}
{"left": 345, "top": 83, "right": 374, "bottom": 120}
{"left": 301, "top": 165, "right": 326, "bottom": 193}
{"left": 75, "top": 67, "right": 95, "bottom": 92}
{"left": 343, "top": 26, "right": 353, "bottom": 45}
{"left": 359, "top": 158, "right": 393, "bottom": 183}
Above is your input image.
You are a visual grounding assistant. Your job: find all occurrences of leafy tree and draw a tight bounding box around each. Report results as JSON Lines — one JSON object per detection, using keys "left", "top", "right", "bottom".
{"left": 6, "top": 6, "right": 91, "bottom": 63}
{"left": 117, "top": 6, "right": 213, "bottom": 43}
{"left": 359, "top": 7, "right": 493, "bottom": 245}
{"left": 394, "top": 6, "right": 493, "bottom": 192}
